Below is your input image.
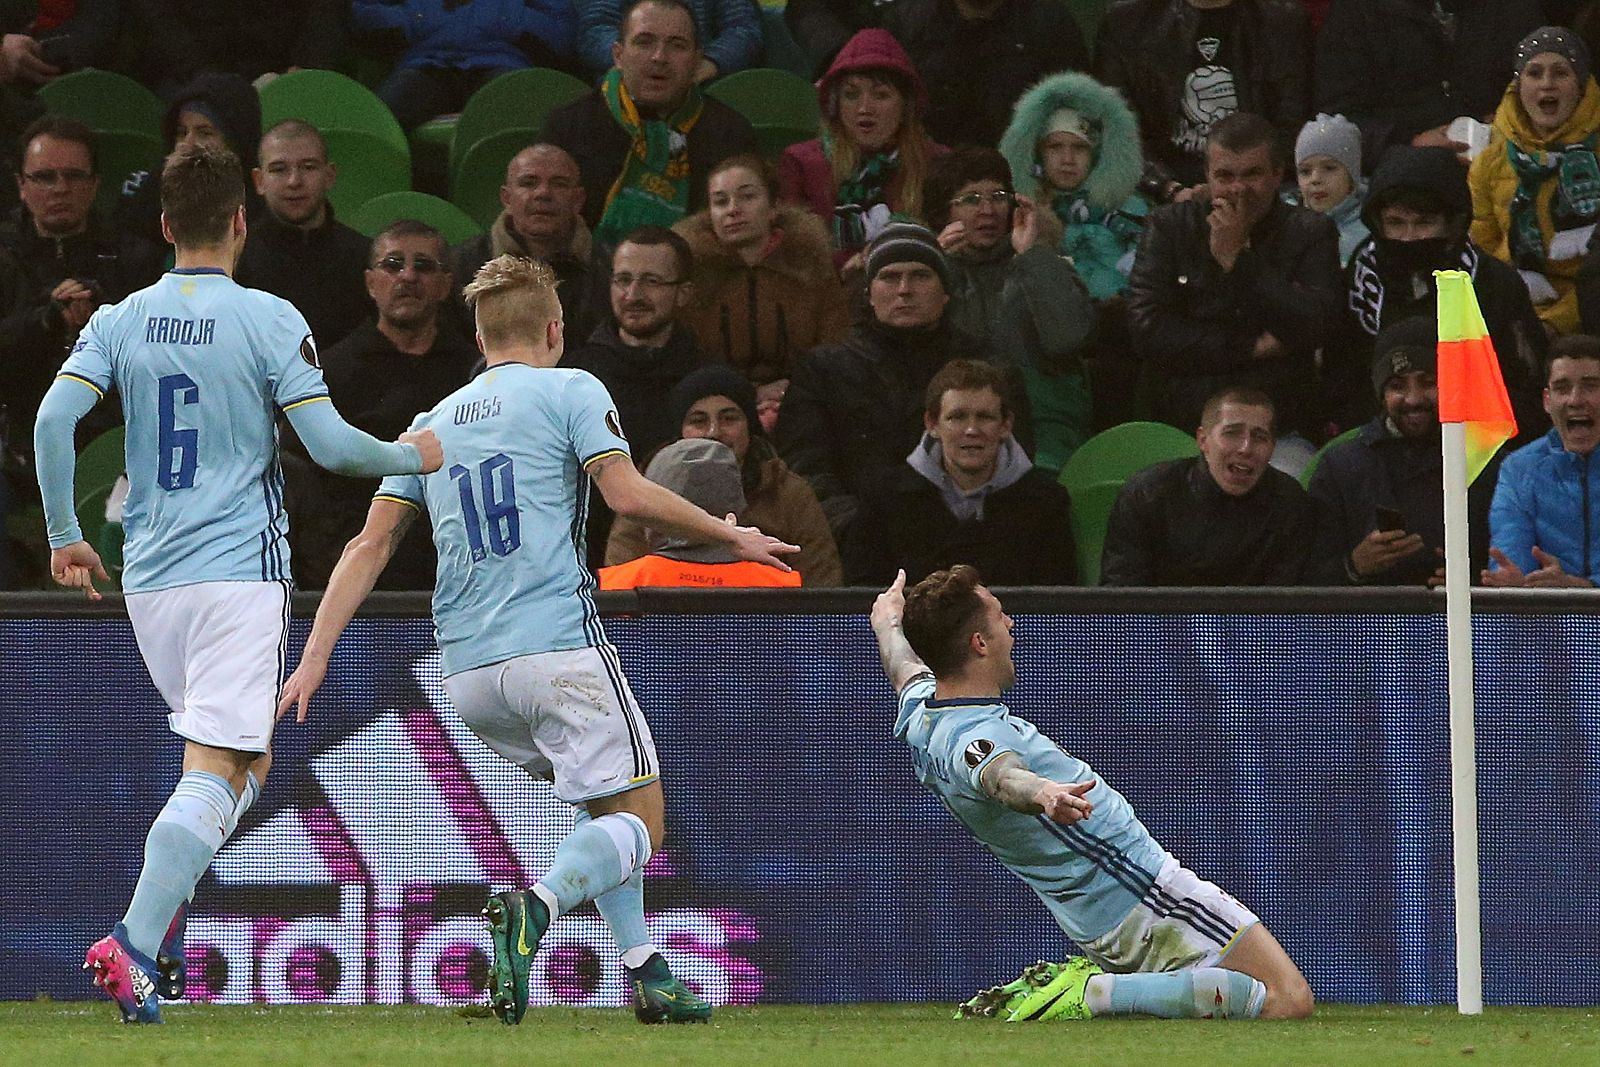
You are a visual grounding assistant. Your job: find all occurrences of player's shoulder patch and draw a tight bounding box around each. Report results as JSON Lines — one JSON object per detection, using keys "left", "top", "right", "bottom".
{"left": 963, "top": 738, "right": 996, "bottom": 769}
{"left": 604, "top": 409, "right": 625, "bottom": 440}
{"left": 299, "top": 333, "right": 319, "bottom": 369}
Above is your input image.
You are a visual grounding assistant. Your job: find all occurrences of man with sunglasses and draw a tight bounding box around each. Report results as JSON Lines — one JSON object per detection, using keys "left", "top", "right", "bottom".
{"left": 287, "top": 220, "right": 477, "bottom": 588}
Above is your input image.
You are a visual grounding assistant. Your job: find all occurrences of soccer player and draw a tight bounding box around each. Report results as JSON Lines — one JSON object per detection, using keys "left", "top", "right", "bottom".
{"left": 32, "top": 142, "right": 443, "bottom": 1024}
{"left": 275, "top": 254, "right": 797, "bottom": 1025}
{"left": 870, "top": 567, "right": 1314, "bottom": 1021}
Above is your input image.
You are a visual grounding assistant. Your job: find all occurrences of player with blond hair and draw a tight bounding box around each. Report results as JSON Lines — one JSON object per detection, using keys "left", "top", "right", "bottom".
{"left": 277, "top": 253, "right": 796, "bottom": 1025}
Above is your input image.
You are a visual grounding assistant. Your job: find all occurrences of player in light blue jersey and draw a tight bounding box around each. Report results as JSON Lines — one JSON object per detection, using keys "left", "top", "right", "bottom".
{"left": 871, "top": 566, "right": 1314, "bottom": 1022}
{"left": 32, "top": 144, "right": 443, "bottom": 1025}
{"left": 276, "top": 254, "right": 797, "bottom": 1025}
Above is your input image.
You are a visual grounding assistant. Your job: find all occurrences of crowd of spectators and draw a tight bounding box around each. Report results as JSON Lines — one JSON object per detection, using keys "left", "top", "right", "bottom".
{"left": 3, "top": 0, "right": 1600, "bottom": 594}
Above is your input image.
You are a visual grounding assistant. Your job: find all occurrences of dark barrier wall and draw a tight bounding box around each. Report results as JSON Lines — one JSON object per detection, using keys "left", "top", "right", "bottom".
{"left": 2, "top": 590, "right": 1597, "bottom": 1007}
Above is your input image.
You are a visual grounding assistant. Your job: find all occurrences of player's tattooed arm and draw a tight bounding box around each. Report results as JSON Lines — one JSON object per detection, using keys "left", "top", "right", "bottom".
{"left": 981, "top": 752, "right": 1096, "bottom": 825}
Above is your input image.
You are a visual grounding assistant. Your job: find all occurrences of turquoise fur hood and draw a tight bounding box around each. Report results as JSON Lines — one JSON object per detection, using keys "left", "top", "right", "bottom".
{"left": 1000, "top": 71, "right": 1143, "bottom": 212}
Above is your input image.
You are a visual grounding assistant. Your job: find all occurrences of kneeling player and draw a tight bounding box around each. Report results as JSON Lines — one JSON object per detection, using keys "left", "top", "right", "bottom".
{"left": 870, "top": 567, "right": 1313, "bottom": 1021}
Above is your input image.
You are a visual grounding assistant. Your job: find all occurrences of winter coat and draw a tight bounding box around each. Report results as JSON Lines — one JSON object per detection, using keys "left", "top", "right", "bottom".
{"left": 542, "top": 90, "right": 756, "bottom": 235}
{"left": 1001, "top": 70, "right": 1149, "bottom": 301}
{"left": 672, "top": 205, "right": 850, "bottom": 385}
{"left": 1488, "top": 428, "right": 1600, "bottom": 584}
{"left": 234, "top": 205, "right": 372, "bottom": 350}
{"left": 351, "top": 0, "right": 576, "bottom": 72}
{"left": 606, "top": 441, "right": 844, "bottom": 586}
{"left": 1315, "top": 0, "right": 1545, "bottom": 167}
{"left": 1100, "top": 456, "right": 1316, "bottom": 586}
{"left": 564, "top": 321, "right": 707, "bottom": 463}
{"left": 846, "top": 449, "right": 1076, "bottom": 586}
{"left": 777, "top": 30, "right": 945, "bottom": 261}
{"left": 1469, "top": 78, "right": 1600, "bottom": 338}
{"left": 1094, "top": 0, "right": 1311, "bottom": 188}
{"left": 576, "top": 0, "right": 761, "bottom": 78}
{"left": 1126, "top": 197, "right": 1343, "bottom": 435}
{"left": 879, "top": 0, "right": 1089, "bottom": 151}
{"left": 1305, "top": 415, "right": 1491, "bottom": 585}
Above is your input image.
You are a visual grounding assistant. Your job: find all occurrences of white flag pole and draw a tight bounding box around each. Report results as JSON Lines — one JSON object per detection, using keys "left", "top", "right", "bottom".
{"left": 1441, "top": 419, "right": 1484, "bottom": 1015}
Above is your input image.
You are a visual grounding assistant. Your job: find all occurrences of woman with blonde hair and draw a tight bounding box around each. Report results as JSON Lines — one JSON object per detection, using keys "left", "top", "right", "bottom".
{"left": 778, "top": 28, "right": 945, "bottom": 268}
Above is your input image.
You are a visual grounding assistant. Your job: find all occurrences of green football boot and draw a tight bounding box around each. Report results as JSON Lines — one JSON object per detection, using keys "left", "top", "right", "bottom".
{"left": 1005, "top": 956, "right": 1103, "bottom": 1021}
{"left": 483, "top": 890, "right": 547, "bottom": 1025}
{"left": 955, "top": 960, "right": 1069, "bottom": 1019}
{"left": 630, "top": 953, "right": 712, "bottom": 1024}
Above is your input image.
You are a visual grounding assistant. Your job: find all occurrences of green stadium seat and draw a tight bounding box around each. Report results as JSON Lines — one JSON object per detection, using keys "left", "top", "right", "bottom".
{"left": 37, "top": 68, "right": 163, "bottom": 139}
{"left": 706, "top": 68, "right": 819, "bottom": 158}
{"left": 448, "top": 67, "right": 588, "bottom": 187}
{"left": 346, "top": 191, "right": 484, "bottom": 245}
{"left": 92, "top": 131, "right": 164, "bottom": 216}
{"left": 1057, "top": 420, "right": 1200, "bottom": 495}
{"left": 259, "top": 69, "right": 410, "bottom": 159}
{"left": 452, "top": 128, "right": 538, "bottom": 229}
{"left": 322, "top": 129, "right": 412, "bottom": 219}
{"left": 74, "top": 427, "right": 125, "bottom": 511}
{"left": 1067, "top": 478, "right": 1123, "bottom": 587}
{"left": 1299, "top": 426, "right": 1363, "bottom": 487}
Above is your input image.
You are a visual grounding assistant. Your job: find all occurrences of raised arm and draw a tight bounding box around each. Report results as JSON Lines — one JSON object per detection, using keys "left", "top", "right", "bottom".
{"left": 979, "top": 751, "right": 1095, "bottom": 825}
{"left": 868, "top": 570, "right": 931, "bottom": 691}
{"left": 284, "top": 397, "right": 442, "bottom": 478}
{"left": 275, "top": 497, "right": 417, "bottom": 722}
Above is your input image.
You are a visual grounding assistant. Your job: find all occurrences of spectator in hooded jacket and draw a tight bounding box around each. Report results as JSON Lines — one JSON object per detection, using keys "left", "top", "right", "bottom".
{"left": 1291, "top": 113, "right": 1369, "bottom": 267}
{"left": 575, "top": 0, "right": 762, "bottom": 82}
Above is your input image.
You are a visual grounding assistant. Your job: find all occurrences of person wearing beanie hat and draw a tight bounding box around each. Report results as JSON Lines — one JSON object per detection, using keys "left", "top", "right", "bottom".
{"left": 778, "top": 29, "right": 947, "bottom": 267}
{"left": 1293, "top": 113, "right": 1370, "bottom": 266}
{"left": 864, "top": 221, "right": 951, "bottom": 290}
{"left": 606, "top": 364, "right": 845, "bottom": 584}
{"left": 1468, "top": 24, "right": 1600, "bottom": 338}
{"left": 598, "top": 438, "right": 804, "bottom": 587}
{"left": 1308, "top": 313, "right": 1491, "bottom": 586}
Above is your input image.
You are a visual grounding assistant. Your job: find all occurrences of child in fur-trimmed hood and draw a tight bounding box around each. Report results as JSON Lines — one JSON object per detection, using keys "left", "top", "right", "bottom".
{"left": 1000, "top": 71, "right": 1148, "bottom": 301}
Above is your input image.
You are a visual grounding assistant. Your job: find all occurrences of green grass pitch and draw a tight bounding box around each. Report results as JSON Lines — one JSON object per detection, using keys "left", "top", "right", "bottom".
{"left": 2, "top": 1002, "right": 1596, "bottom": 1067}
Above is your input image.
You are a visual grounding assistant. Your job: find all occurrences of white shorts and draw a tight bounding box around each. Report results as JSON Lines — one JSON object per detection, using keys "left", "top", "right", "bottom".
{"left": 125, "top": 579, "right": 292, "bottom": 754}
{"left": 1079, "top": 856, "right": 1260, "bottom": 974}
{"left": 443, "top": 644, "right": 659, "bottom": 804}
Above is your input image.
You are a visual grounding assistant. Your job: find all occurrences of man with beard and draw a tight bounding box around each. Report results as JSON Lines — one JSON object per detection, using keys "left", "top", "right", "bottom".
{"left": 1127, "top": 112, "right": 1342, "bottom": 439}
{"left": 287, "top": 220, "right": 477, "bottom": 589}
{"left": 1483, "top": 336, "right": 1600, "bottom": 588}
{"left": 1336, "top": 144, "right": 1546, "bottom": 434}
{"left": 1306, "top": 317, "right": 1491, "bottom": 585}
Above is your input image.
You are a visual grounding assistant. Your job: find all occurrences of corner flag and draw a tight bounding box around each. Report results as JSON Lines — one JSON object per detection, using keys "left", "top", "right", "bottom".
{"left": 1435, "top": 270, "right": 1517, "bottom": 484}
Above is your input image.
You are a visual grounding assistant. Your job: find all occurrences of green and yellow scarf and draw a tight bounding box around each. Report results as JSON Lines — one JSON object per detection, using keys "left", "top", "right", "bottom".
{"left": 596, "top": 68, "right": 703, "bottom": 246}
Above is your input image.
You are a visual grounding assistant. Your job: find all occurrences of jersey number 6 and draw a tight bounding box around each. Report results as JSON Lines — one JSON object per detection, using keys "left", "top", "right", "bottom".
{"left": 157, "top": 372, "right": 199, "bottom": 491}
{"left": 450, "top": 453, "right": 521, "bottom": 562}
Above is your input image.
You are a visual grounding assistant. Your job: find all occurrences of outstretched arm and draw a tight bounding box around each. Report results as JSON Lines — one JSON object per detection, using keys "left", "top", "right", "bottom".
{"left": 979, "top": 751, "right": 1095, "bottom": 825}
{"left": 276, "top": 497, "right": 417, "bottom": 722}
{"left": 869, "top": 570, "right": 931, "bottom": 691}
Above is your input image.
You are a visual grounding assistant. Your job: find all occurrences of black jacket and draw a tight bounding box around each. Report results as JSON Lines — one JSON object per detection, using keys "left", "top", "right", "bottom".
{"left": 1315, "top": 0, "right": 1544, "bottom": 167}
{"left": 783, "top": 0, "right": 883, "bottom": 76}
{"left": 1305, "top": 415, "right": 1492, "bottom": 585}
{"left": 451, "top": 219, "right": 598, "bottom": 342}
{"left": 846, "top": 461, "right": 1076, "bottom": 586}
{"left": 541, "top": 90, "right": 756, "bottom": 234}
{"left": 1100, "top": 456, "right": 1315, "bottom": 586}
{"left": 125, "top": 0, "right": 346, "bottom": 94}
{"left": 882, "top": 0, "right": 1088, "bottom": 150}
{"left": 235, "top": 207, "right": 372, "bottom": 350}
{"left": 285, "top": 318, "right": 478, "bottom": 590}
{"left": 775, "top": 317, "right": 997, "bottom": 532}
{"left": 1126, "top": 197, "right": 1342, "bottom": 435}
{"left": 1095, "top": 0, "right": 1311, "bottom": 187}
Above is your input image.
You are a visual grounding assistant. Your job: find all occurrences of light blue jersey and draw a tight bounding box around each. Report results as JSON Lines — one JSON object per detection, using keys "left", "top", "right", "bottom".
{"left": 894, "top": 676, "right": 1169, "bottom": 943}
{"left": 53, "top": 269, "right": 339, "bottom": 593}
{"left": 377, "top": 362, "right": 629, "bottom": 676}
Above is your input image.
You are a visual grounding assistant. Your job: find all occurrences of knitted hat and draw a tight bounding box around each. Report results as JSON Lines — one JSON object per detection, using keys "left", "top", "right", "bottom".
{"left": 864, "top": 222, "right": 950, "bottom": 289}
{"left": 667, "top": 364, "right": 763, "bottom": 441}
{"left": 1371, "top": 315, "right": 1438, "bottom": 397}
{"left": 1516, "top": 26, "right": 1591, "bottom": 87}
{"left": 1045, "top": 107, "right": 1099, "bottom": 146}
{"left": 644, "top": 438, "right": 746, "bottom": 562}
{"left": 1295, "top": 113, "right": 1362, "bottom": 180}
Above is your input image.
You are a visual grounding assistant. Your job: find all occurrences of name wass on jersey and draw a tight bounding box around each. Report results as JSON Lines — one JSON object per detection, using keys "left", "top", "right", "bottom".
{"left": 56, "top": 268, "right": 326, "bottom": 593}
{"left": 377, "top": 363, "right": 630, "bottom": 676}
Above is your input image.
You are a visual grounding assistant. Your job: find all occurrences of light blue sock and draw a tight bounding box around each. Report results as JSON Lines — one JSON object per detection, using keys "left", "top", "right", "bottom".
{"left": 572, "top": 811, "right": 655, "bottom": 965}
{"left": 536, "top": 811, "right": 651, "bottom": 918}
{"left": 1087, "top": 968, "right": 1266, "bottom": 1019}
{"left": 121, "top": 771, "right": 236, "bottom": 959}
{"left": 224, "top": 771, "right": 260, "bottom": 840}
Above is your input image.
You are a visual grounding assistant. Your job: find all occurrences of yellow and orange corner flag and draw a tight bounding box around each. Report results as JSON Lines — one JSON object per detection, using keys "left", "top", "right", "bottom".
{"left": 1435, "top": 270, "right": 1517, "bottom": 484}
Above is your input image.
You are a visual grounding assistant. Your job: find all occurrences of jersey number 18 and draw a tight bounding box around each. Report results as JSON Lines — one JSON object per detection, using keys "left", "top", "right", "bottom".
{"left": 451, "top": 453, "right": 521, "bottom": 562}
